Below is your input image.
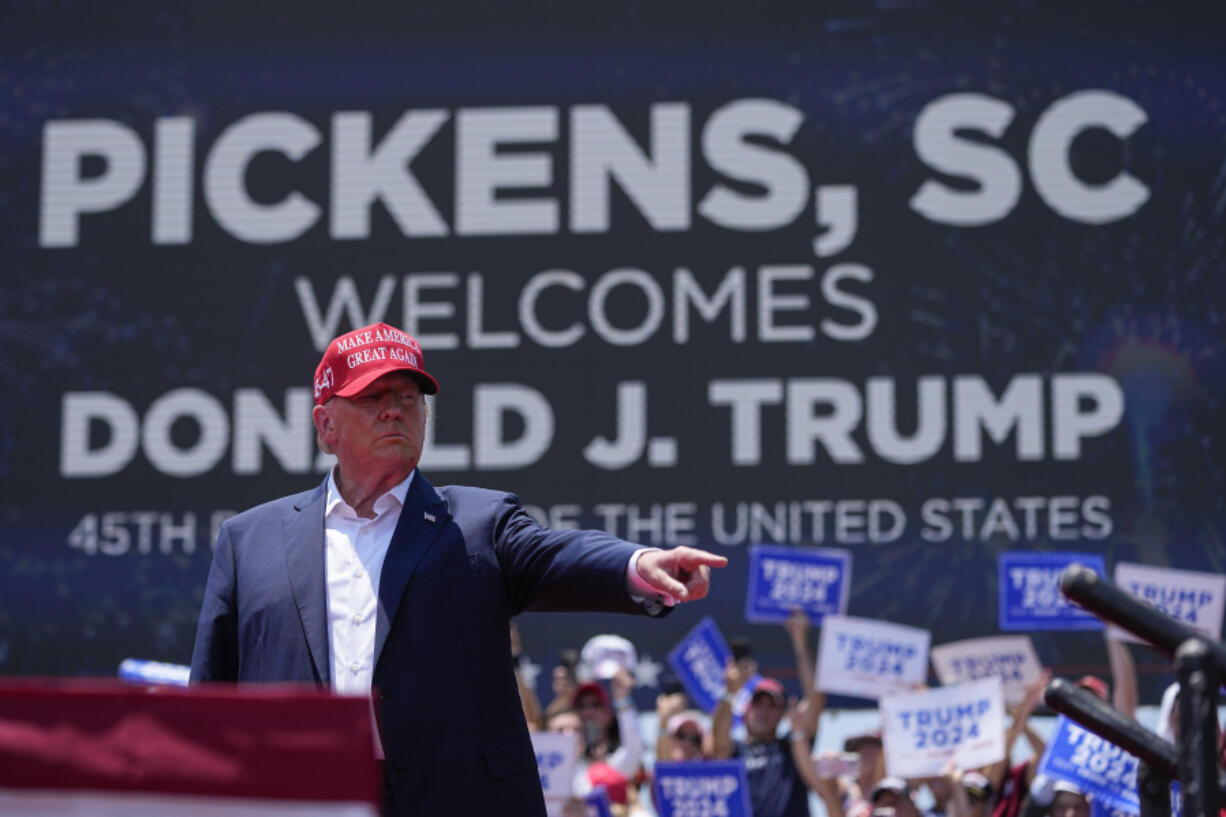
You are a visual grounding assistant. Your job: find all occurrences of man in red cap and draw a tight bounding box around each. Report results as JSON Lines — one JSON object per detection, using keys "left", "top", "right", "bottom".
{"left": 190, "top": 322, "right": 727, "bottom": 817}
{"left": 712, "top": 657, "right": 817, "bottom": 817}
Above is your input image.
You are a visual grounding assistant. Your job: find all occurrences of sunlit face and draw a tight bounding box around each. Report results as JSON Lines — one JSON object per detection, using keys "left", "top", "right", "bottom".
{"left": 671, "top": 725, "right": 704, "bottom": 761}
{"left": 315, "top": 372, "right": 427, "bottom": 479}
{"left": 745, "top": 692, "right": 784, "bottom": 739}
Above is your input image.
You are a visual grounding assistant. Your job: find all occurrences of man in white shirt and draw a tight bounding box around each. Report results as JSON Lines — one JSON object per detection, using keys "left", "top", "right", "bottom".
{"left": 190, "top": 321, "right": 726, "bottom": 817}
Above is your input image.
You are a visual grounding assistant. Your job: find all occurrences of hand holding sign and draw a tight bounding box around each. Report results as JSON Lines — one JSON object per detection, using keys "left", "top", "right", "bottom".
{"left": 667, "top": 617, "right": 760, "bottom": 721}
{"left": 726, "top": 656, "right": 758, "bottom": 696}
{"left": 1008, "top": 669, "right": 1051, "bottom": 721}
{"left": 637, "top": 546, "right": 728, "bottom": 604}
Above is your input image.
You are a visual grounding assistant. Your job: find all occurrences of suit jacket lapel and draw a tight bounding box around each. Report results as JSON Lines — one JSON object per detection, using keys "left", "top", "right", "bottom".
{"left": 284, "top": 480, "right": 331, "bottom": 685}
{"left": 374, "top": 472, "right": 448, "bottom": 667}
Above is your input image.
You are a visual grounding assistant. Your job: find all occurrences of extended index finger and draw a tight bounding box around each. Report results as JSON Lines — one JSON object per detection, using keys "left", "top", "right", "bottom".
{"left": 675, "top": 547, "right": 729, "bottom": 568}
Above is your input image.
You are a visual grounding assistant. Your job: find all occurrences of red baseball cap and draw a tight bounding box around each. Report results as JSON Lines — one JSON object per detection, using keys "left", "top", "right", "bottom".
{"left": 587, "top": 762, "right": 628, "bottom": 804}
{"left": 313, "top": 322, "right": 439, "bottom": 405}
{"left": 1076, "top": 675, "right": 1109, "bottom": 699}
{"left": 575, "top": 681, "right": 611, "bottom": 712}
{"left": 750, "top": 677, "right": 786, "bottom": 705}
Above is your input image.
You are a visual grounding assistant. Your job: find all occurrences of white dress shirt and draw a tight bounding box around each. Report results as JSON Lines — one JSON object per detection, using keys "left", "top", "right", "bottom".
{"left": 324, "top": 467, "right": 413, "bottom": 697}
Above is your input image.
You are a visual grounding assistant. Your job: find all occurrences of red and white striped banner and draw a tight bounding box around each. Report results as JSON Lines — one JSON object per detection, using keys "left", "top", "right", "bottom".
{"left": 0, "top": 680, "right": 381, "bottom": 816}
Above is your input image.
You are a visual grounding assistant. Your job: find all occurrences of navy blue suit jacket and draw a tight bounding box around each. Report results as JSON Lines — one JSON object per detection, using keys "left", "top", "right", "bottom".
{"left": 190, "top": 472, "right": 658, "bottom": 816}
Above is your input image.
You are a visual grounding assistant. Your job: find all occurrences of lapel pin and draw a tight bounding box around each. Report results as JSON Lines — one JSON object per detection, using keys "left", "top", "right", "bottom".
{"left": 423, "top": 512, "right": 436, "bottom": 524}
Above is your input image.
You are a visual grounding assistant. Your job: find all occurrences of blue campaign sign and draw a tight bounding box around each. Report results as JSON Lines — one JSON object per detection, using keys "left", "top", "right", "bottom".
{"left": 585, "top": 787, "right": 615, "bottom": 817}
{"left": 998, "top": 552, "right": 1106, "bottom": 631}
{"left": 744, "top": 544, "right": 851, "bottom": 624}
{"left": 654, "top": 761, "right": 752, "bottom": 817}
{"left": 1036, "top": 716, "right": 1140, "bottom": 815}
{"left": 668, "top": 617, "right": 732, "bottom": 713}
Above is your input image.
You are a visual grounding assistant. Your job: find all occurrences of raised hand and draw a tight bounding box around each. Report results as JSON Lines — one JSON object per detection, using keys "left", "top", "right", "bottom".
{"left": 657, "top": 691, "right": 687, "bottom": 719}
{"left": 724, "top": 656, "right": 757, "bottom": 695}
{"left": 783, "top": 608, "right": 810, "bottom": 645}
{"left": 611, "top": 665, "right": 636, "bottom": 702}
{"left": 1009, "top": 668, "right": 1051, "bottom": 720}
{"left": 787, "top": 695, "right": 811, "bottom": 732}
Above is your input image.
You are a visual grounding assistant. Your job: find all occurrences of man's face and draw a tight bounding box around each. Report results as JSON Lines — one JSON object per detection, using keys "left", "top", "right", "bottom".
{"left": 316, "top": 372, "right": 427, "bottom": 477}
{"left": 1051, "top": 792, "right": 1090, "bottom": 817}
{"left": 671, "top": 725, "right": 704, "bottom": 761}
{"left": 744, "top": 692, "right": 784, "bottom": 739}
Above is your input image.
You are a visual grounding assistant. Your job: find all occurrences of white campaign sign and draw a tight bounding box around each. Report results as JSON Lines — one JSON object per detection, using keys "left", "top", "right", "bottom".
{"left": 532, "top": 731, "right": 578, "bottom": 817}
{"left": 930, "top": 635, "right": 1042, "bottom": 705}
{"left": 1109, "top": 562, "right": 1226, "bottom": 644}
{"left": 816, "top": 615, "right": 931, "bottom": 700}
{"left": 881, "top": 677, "right": 1005, "bottom": 778}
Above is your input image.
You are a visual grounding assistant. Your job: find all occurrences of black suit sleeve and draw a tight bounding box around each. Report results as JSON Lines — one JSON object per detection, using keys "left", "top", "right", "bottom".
{"left": 487, "top": 493, "right": 648, "bottom": 618}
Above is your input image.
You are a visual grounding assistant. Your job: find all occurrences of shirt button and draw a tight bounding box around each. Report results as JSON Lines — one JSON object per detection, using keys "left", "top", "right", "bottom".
{"left": 350, "top": 661, "right": 360, "bottom": 673}
{"left": 353, "top": 568, "right": 365, "bottom": 578}
{"left": 352, "top": 614, "right": 362, "bottom": 624}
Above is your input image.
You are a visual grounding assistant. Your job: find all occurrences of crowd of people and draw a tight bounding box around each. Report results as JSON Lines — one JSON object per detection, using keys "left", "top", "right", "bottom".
{"left": 512, "top": 612, "right": 1215, "bottom": 817}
